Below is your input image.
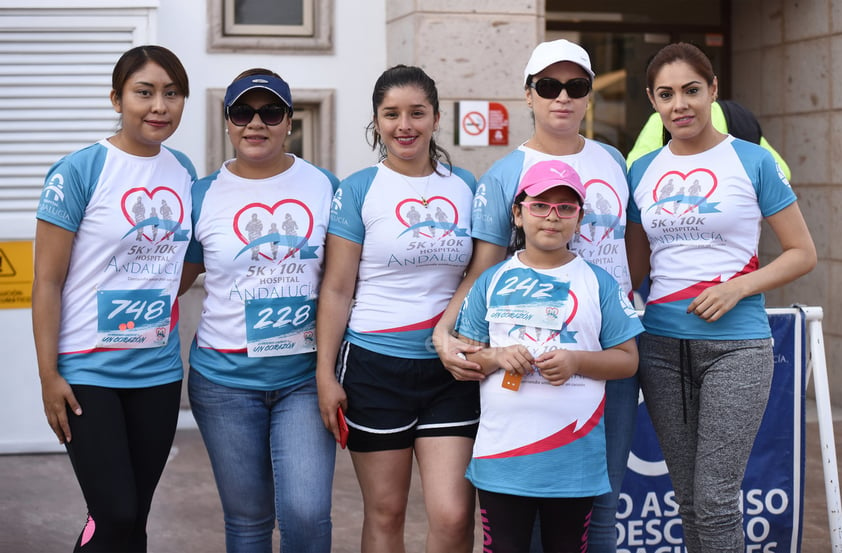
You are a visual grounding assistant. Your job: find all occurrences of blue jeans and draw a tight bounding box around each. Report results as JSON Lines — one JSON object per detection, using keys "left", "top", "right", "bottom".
{"left": 189, "top": 368, "right": 336, "bottom": 553}
{"left": 528, "top": 375, "right": 639, "bottom": 552}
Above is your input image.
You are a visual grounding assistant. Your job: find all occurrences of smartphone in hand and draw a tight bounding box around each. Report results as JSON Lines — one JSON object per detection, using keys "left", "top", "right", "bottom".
{"left": 337, "top": 406, "right": 349, "bottom": 449}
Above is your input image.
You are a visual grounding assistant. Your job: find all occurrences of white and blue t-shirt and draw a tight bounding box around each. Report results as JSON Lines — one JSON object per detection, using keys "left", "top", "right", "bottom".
{"left": 185, "top": 156, "right": 338, "bottom": 390}
{"left": 455, "top": 253, "right": 643, "bottom": 498}
{"left": 36, "top": 138, "right": 196, "bottom": 387}
{"left": 328, "top": 162, "right": 475, "bottom": 358}
{"left": 628, "top": 135, "right": 796, "bottom": 340}
{"left": 471, "top": 140, "right": 632, "bottom": 295}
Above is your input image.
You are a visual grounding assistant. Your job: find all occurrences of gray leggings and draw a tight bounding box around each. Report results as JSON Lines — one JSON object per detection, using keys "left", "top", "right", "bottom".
{"left": 638, "top": 333, "right": 773, "bottom": 553}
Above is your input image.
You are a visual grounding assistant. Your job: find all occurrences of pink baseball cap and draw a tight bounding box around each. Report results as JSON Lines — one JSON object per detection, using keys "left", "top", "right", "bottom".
{"left": 516, "top": 160, "right": 586, "bottom": 202}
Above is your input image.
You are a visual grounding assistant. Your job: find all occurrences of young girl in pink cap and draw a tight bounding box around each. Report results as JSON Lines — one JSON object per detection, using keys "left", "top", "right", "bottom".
{"left": 454, "top": 159, "right": 643, "bottom": 552}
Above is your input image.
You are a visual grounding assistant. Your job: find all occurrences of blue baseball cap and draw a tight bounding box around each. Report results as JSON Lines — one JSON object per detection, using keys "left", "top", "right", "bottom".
{"left": 224, "top": 74, "right": 293, "bottom": 114}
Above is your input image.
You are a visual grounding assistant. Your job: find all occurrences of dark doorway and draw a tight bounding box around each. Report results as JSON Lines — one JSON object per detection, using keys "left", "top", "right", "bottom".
{"left": 546, "top": 1, "right": 731, "bottom": 155}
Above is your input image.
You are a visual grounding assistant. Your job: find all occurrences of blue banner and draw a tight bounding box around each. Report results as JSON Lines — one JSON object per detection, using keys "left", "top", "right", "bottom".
{"left": 618, "top": 311, "right": 806, "bottom": 551}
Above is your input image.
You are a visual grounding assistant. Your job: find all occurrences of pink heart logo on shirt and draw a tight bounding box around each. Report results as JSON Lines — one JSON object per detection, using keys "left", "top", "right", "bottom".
{"left": 233, "top": 200, "right": 314, "bottom": 262}
{"left": 121, "top": 187, "right": 184, "bottom": 243}
{"left": 579, "top": 179, "right": 622, "bottom": 245}
{"left": 652, "top": 169, "right": 717, "bottom": 217}
{"left": 522, "top": 290, "right": 578, "bottom": 346}
{"left": 395, "top": 196, "right": 459, "bottom": 239}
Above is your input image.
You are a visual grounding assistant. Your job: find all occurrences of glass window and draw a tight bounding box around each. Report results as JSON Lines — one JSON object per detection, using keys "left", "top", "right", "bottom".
{"left": 572, "top": 30, "right": 725, "bottom": 155}
{"left": 225, "top": 0, "right": 312, "bottom": 37}
{"left": 546, "top": 0, "right": 723, "bottom": 26}
{"left": 209, "top": 0, "right": 332, "bottom": 53}
{"left": 545, "top": 1, "right": 728, "bottom": 156}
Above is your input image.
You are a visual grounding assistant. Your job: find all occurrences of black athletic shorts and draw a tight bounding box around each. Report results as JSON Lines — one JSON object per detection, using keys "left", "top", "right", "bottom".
{"left": 337, "top": 341, "right": 480, "bottom": 452}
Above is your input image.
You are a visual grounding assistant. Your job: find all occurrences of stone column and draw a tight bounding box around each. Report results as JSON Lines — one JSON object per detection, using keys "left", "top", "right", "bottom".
{"left": 385, "top": 1, "right": 545, "bottom": 177}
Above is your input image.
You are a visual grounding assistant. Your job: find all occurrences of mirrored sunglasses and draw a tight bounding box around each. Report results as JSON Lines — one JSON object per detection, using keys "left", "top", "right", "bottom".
{"left": 227, "top": 103, "right": 287, "bottom": 126}
{"left": 529, "top": 77, "right": 592, "bottom": 99}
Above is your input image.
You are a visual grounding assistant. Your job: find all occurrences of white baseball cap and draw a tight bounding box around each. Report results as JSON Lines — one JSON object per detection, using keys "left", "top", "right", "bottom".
{"left": 523, "top": 39, "right": 595, "bottom": 85}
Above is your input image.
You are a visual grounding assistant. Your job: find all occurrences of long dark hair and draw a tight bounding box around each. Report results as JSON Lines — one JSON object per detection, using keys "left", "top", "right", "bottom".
{"left": 367, "top": 64, "right": 452, "bottom": 174}
{"left": 511, "top": 190, "right": 528, "bottom": 253}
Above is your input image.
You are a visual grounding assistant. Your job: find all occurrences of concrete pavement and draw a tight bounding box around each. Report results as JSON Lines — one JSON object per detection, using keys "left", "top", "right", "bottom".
{"left": 1, "top": 407, "right": 838, "bottom": 552}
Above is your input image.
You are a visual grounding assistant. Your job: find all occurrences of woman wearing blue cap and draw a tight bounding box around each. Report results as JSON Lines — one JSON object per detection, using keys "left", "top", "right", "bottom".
{"left": 179, "top": 68, "right": 339, "bottom": 552}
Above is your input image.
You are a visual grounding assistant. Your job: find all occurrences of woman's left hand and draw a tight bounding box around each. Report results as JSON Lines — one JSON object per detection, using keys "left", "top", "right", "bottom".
{"left": 433, "top": 327, "right": 484, "bottom": 381}
{"left": 687, "top": 280, "right": 744, "bottom": 322}
{"left": 316, "top": 376, "right": 347, "bottom": 441}
{"left": 688, "top": 202, "right": 816, "bottom": 323}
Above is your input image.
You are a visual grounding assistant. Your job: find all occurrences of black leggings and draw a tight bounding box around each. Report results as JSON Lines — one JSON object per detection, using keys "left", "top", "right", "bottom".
{"left": 64, "top": 381, "right": 181, "bottom": 552}
{"left": 478, "top": 489, "right": 593, "bottom": 553}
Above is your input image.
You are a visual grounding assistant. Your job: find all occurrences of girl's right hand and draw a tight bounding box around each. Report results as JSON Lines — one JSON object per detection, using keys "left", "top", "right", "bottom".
{"left": 40, "top": 373, "right": 81, "bottom": 444}
{"left": 494, "top": 345, "right": 534, "bottom": 375}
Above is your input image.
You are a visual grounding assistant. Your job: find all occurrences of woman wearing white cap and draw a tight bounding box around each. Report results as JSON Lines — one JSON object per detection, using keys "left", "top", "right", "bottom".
{"left": 179, "top": 68, "right": 339, "bottom": 552}
{"left": 453, "top": 159, "right": 642, "bottom": 551}
{"left": 433, "top": 38, "right": 637, "bottom": 550}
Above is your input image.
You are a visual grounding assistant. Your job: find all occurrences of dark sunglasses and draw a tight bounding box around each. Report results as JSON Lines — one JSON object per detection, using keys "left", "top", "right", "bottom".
{"left": 227, "top": 103, "right": 287, "bottom": 126}
{"left": 529, "top": 77, "right": 592, "bottom": 99}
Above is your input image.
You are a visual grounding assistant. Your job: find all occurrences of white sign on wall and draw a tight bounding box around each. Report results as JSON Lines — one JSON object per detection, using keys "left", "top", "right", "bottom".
{"left": 456, "top": 101, "right": 509, "bottom": 147}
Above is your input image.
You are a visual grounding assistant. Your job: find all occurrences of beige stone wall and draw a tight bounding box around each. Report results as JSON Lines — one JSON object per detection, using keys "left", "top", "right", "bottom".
{"left": 732, "top": 0, "right": 841, "bottom": 402}
{"left": 384, "top": 1, "right": 545, "bottom": 177}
